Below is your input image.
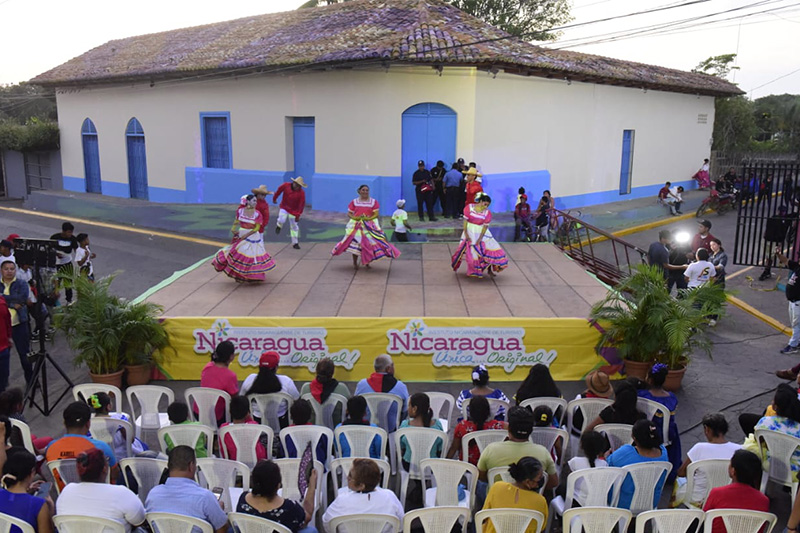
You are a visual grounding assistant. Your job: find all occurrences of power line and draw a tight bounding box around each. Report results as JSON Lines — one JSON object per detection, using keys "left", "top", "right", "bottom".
{"left": 749, "top": 65, "right": 800, "bottom": 93}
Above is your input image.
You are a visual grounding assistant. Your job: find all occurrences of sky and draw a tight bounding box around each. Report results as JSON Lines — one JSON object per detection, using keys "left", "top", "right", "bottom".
{"left": 0, "top": 0, "right": 798, "bottom": 99}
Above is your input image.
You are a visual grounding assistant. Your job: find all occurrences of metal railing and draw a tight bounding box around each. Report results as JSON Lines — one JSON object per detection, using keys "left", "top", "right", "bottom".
{"left": 551, "top": 209, "right": 648, "bottom": 286}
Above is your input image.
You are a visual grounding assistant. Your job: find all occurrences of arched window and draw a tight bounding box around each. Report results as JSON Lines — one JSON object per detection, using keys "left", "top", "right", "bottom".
{"left": 81, "top": 118, "right": 102, "bottom": 193}
{"left": 125, "top": 118, "right": 149, "bottom": 199}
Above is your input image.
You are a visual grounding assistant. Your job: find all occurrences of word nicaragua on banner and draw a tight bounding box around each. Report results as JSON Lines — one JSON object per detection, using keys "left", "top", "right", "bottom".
{"left": 386, "top": 320, "right": 557, "bottom": 372}
{"left": 193, "top": 319, "right": 360, "bottom": 370}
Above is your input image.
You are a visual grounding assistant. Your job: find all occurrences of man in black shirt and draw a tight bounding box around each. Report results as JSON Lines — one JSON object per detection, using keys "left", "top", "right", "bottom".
{"left": 50, "top": 221, "right": 79, "bottom": 304}
{"left": 759, "top": 206, "right": 795, "bottom": 281}
{"left": 648, "top": 230, "right": 686, "bottom": 284}
{"left": 776, "top": 250, "right": 800, "bottom": 366}
{"left": 411, "top": 160, "right": 436, "bottom": 222}
{"left": 430, "top": 160, "right": 446, "bottom": 216}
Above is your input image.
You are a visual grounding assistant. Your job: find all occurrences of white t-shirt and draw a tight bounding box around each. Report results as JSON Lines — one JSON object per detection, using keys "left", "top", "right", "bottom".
{"left": 322, "top": 487, "right": 404, "bottom": 533}
{"left": 56, "top": 482, "right": 146, "bottom": 533}
{"left": 701, "top": 163, "right": 710, "bottom": 172}
{"left": 240, "top": 373, "right": 300, "bottom": 418}
{"left": 391, "top": 209, "right": 408, "bottom": 233}
{"left": 567, "top": 456, "right": 608, "bottom": 504}
{"left": 685, "top": 441, "right": 741, "bottom": 503}
{"left": 75, "top": 246, "right": 93, "bottom": 276}
{"left": 684, "top": 260, "right": 716, "bottom": 288}
{"left": 669, "top": 187, "right": 682, "bottom": 202}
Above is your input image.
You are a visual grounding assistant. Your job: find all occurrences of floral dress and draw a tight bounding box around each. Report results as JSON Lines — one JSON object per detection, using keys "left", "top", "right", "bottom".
{"left": 453, "top": 419, "right": 505, "bottom": 464}
{"left": 236, "top": 492, "right": 306, "bottom": 533}
{"left": 212, "top": 207, "right": 276, "bottom": 281}
{"left": 451, "top": 205, "right": 508, "bottom": 278}
{"left": 331, "top": 197, "right": 401, "bottom": 266}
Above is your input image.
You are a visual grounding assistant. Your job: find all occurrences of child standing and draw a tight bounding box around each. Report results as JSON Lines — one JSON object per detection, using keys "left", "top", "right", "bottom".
{"left": 533, "top": 196, "right": 551, "bottom": 242}
{"left": 74, "top": 233, "right": 96, "bottom": 282}
{"left": 391, "top": 199, "right": 412, "bottom": 242}
{"left": 514, "top": 194, "right": 533, "bottom": 242}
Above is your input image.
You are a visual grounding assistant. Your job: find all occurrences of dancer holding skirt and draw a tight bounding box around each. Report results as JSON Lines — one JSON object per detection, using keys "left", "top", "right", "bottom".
{"left": 213, "top": 194, "right": 276, "bottom": 282}
{"left": 452, "top": 193, "right": 508, "bottom": 278}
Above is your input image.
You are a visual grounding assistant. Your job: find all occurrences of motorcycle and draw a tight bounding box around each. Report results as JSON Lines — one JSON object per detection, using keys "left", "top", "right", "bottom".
{"left": 696, "top": 187, "right": 740, "bottom": 217}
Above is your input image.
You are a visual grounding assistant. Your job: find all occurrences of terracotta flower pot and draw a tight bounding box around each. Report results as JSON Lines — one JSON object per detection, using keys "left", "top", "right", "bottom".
{"left": 624, "top": 359, "right": 652, "bottom": 381}
{"left": 124, "top": 364, "right": 152, "bottom": 387}
{"left": 89, "top": 369, "right": 125, "bottom": 389}
{"left": 663, "top": 366, "right": 687, "bottom": 391}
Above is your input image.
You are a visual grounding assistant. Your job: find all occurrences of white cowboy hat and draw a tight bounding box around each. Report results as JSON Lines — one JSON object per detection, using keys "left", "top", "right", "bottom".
{"left": 251, "top": 184, "right": 272, "bottom": 195}
{"left": 291, "top": 176, "right": 308, "bottom": 188}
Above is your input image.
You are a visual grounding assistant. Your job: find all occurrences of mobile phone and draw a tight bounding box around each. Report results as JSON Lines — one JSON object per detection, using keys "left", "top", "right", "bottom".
{"left": 212, "top": 487, "right": 223, "bottom": 500}
{"left": 34, "top": 482, "right": 51, "bottom": 499}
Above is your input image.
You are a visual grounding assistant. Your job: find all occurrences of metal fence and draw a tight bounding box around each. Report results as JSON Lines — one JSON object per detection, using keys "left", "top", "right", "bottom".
{"left": 733, "top": 161, "right": 800, "bottom": 266}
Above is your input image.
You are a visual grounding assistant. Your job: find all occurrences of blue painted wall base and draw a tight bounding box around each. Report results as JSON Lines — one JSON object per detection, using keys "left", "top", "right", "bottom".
{"left": 482, "top": 170, "right": 551, "bottom": 213}
{"left": 559, "top": 179, "right": 697, "bottom": 210}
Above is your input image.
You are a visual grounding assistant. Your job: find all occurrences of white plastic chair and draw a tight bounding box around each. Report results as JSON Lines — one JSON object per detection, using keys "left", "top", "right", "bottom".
{"left": 90, "top": 416, "right": 134, "bottom": 458}
{"left": 53, "top": 515, "right": 125, "bottom": 533}
{"left": 461, "top": 397, "right": 510, "bottom": 422}
{"left": 529, "top": 427, "right": 569, "bottom": 470}
{"left": 273, "top": 458, "right": 324, "bottom": 520}
{"left": 404, "top": 507, "right": 469, "bottom": 533}
{"left": 637, "top": 398, "right": 671, "bottom": 446}
{"left": 228, "top": 512, "right": 292, "bottom": 533}
{"left": 219, "top": 423, "right": 274, "bottom": 468}
{"left": 195, "top": 457, "right": 250, "bottom": 491}
{"left": 330, "top": 457, "right": 391, "bottom": 494}
{"left": 704, "top": 509, "right": 777, "bottom": 533}
{"left": 363, "top": 392, "right": 404, "bottom": 474}
{"left": 520, "top": 397, "right": 569, "bottom": 425}
{"left": 421, "top": 458, "right": 477, "bottom": 509}
{"left": 634, "top": 509, "right": 704, "bottom": 533}
{"left": 279, "top": 426, "right": 333, "bottom": 467}
{"left": 487, "top": 466, "right": 548, "bottom": 495}
{"left": 9, "top": 418, "right": 35, "bottom": 454}
{"left": 127, "top": 385, "right": 174, "bottom": 438}
{"left": 475, "top": 509, "right": 545, "bottom": 533}
{"left": 395, "top": 427, "right": 448, "bottom": 507}
{"left": 333, "top": 425, "right": 388, "bottom": 459}
{"left": 248, "top": 392, "right": 295, "bottom": 434}
{"left": 0, "top": 511, "right": 35, "bottom": 533}
{"left": 562, "top": 507, "right": 632, "bottom": 533}
{"left": 595, "top": 423, "right": 632, "bottom": 452}
{"left": 755, "top": 428, "right": 800, "bottom": 499}
{"left": 300, "top": 392, "right": 347, "bottom": 430}
{"left": 682, "top": 459, "right": 731, "bottom": 509}
{"left": 546, "top": 466, "right": 626, "bottom": 533}
{"left": 460, "top": 428, "right": 506, "bottom": 463}
{"left": 119, "top": 457, "right": 169, "bottom": 504}
{"left": 185, "top": 387, "right": 230, "bottom": 431}
{"left": 73, "top": 383, "right": 123, "bottom": 407}
{"left": 566, "top": 398, "right": 614, "bottom": 435}
{"left": 328, "top": 514, "right": 401, "bottom": 533}
{"left": 157, "top": 424, "right": 214, "bottom": 455}
{"left": 47, "top": 458, "right": 110, "bottom": 494}
{"left": 623, "top": 462, "right": 673, "bottom": 515}
{"left": 427, "top": 392, "right": 456, "bottom": 430}
{"left": 147, "top": 511, "right": 214, "bottom": 533}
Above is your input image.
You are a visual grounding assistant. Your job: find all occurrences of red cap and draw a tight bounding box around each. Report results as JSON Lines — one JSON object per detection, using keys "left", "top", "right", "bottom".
{"left": 6, "top": 234, "right": 19, "bottom": 242}
{"left": 259, "top": 351, "right": 279, "bottom": 369}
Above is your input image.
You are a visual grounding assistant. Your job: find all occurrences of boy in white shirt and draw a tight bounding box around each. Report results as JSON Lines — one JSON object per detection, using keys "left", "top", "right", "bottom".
{"left": 75, "top": 233, "right": 96, "bottom": 282}
{"left": 684, "top": 248, "right": 716, "bottom": 288}
{"left": 391, "top": 199, "right": 412, "bottom": 242}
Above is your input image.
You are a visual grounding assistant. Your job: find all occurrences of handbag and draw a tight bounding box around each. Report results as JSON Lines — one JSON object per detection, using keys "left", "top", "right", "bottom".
{"left": 420, "top": 183, "right": 434, "bottom": 193}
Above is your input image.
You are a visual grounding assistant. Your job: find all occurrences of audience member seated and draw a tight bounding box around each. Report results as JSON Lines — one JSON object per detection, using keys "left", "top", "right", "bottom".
{"left": 569, "top": 371, "right": 614, "bottom": 435}
{"left": 554, "top": 430, "right": 609, "bottom": 505}
{"left": 56, "top": 449, "right": 145, "bottom": 533}
{"left": 677, "top": 413, "right": 741, "bottom": 506}
{"left": 0, "top": 388, "right": 52, "bottom": 452}
{"left": 87, "top": 392, "right": 147, "bottom": 459}
{"left": 514, "top": 364, "right": 561, "bottom": 406}
{"left": 399, "top": 393, "right": 444, "bottom": 469}
{"left": 742, "top": 383, "right": 800, "bottom": 475}
{"left": 585, "top": 381, "right": 646, "bottom": 431}
{"left": 284, "top": 399, "right": 328, "bottom": 464}
{"left": 240, "top": 351, "right": 300, "bottom": 427}
{"left": 446, "top": 396, "right": 505, "bottom": 465}
{"left": 456, "top": 365, "right": 509, "bottom": 421}
{"left": 606, "top": 419, "right": 669, "bottom": 510}
{"left": 145, "top": 446, "right": 228, "bottom": 533}
{"left": 299, "top": 357, "right": 351, "bottom": 425}
{"left": 354, "top": 355, "right": 409, "bottom": 433}
{"left": 477, "top": 406, "right": 558, "bottom": 491}
{"left": 200, "top": 340, "right": 239, "bottom": 424}
{"left": 165, "top": 402, "right": 208, "bottom": 458}
{"left": 219, "top": 395, "right": 267, "bottom": 462}
{"left": 0, "top": 448, "right": 53, "bottom": 533}
{"left": 638, "top": 364, "right": 681, "bottom": 481}
{"left": 335, "top": 396, "right": 383, "bottom": 459}
{"left": 703, "top": 450, "right": 770, "bottom": 533}
{"left": 45, "top": 402, "right": 119, "bottom": 486}
{"left": 481, "top": 457, "right": 548, "bottom": 533}
{"left": 322, "top": 458, "right": 403, "bottom": 532}
{"left": 236, "top": 459, "right": 317, "bottom": 533}
{"left": 533, "top": 406, "right": 563, "bottom": 463}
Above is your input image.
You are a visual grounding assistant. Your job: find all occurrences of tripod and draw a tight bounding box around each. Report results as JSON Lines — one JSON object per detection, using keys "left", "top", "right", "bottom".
{"left": 17, "top": 240, "right": 74, "bottom": 416}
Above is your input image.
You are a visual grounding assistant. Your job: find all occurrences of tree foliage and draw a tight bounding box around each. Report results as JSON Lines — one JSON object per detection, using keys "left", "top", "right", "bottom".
{"left": 712, "top": 96, "right": 756, "bottom": 153}
{"left": 693, "top": 53, "right": 739, "bottom": 80}
{"left": 301, "top": 0, "right": 572, "bottom": 40}
{"left": 0, "top": 118, "right": 59, "bottom": 152}
{"left": 0, "top": 84, "right": 59, "bottom": 152}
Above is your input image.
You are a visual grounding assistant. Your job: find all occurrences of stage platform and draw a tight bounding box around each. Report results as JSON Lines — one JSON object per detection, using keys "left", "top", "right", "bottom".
{"left": 145, "top": 242, "right": 610, "bottom": 318}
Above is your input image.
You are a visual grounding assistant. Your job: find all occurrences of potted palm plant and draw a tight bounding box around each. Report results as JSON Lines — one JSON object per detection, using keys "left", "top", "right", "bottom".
{"left": 54, "top": 274, "right": 171, "bottom": 388}
{"left": 589, "top": 263, "right": 726, "bottom": 389}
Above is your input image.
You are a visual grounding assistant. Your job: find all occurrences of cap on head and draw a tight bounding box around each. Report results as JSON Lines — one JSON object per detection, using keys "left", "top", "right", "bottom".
{"left": 5, "top": 234, "right": 19, "bottom": 243}
{"left": 259, "top": 351, "right": 279, "bottom": 369}
{"left": 396, "top": 199, "right": 406, "bottom": 208}
{"left": 417, "top": 160, "right": 425, "bottom": 167}
{"left": 64, "top": 401, "right": 91, "bottom": 428}
{"left": 700, "top": 219, "right": 712, "bottom": 229}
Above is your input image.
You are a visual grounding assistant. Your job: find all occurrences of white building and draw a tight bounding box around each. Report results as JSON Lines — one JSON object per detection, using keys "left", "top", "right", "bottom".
{"left": 33, "top": 0, "right": 741, "bottom": 214}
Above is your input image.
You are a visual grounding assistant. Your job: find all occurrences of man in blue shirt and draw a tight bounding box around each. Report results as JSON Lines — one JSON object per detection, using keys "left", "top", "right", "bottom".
{"left": 443, "top": 163, "right": 464, "bottom": 219}
{"left": 145, "top": 446, "right": 228, "bottom": 533}
{"left": 354, "top": 354, "right": 409, "bottom": 433}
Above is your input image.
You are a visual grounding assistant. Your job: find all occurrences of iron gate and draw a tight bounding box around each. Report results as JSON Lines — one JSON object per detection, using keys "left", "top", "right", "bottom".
{"left": 733, "top": 161, "right": 800, "bottom": 266}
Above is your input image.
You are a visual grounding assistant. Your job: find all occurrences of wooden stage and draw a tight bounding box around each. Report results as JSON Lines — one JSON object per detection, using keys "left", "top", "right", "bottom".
{"left": 145, "top": 242, "right": 610, "bottom": 318}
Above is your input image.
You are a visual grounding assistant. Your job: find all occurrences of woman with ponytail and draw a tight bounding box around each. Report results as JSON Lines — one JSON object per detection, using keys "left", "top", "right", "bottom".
{"left": 456, "top": 365, "right": 509, "bottom": 421}
{"left": 638, "top": 363, "right": 681, "bottom": 481}
{"left": 0, "top": 448, "right": 53, "bottom": 533}
{"left": 240, "top": 351, "right": 300, "bottom": 427}
{"left": 607, "top": 419, "right": 669, "bottom": 509}
{"left": 742, "top": 383, "right": 800, "bottom": 477}
{"left": 447, "top": 396, "right": 505, "bottom": 464}
{"left": 399, "top": 393, "right": 444, "bottom": 467}
{"left": 481, "top": 457, "right": 548, "bottom": 533}
{"left": 299, "top": 357, "right": 351, "bottom": 425}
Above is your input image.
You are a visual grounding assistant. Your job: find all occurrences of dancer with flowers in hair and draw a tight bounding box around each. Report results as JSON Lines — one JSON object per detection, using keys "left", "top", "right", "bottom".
{"left": 638, "top": 362, "right": 682, "bottom": 481}
{"left": 213, "top": 194, "right": 276, "bottom": 282}
{"left": 452, "top": 192, "right": 508, "bottom": 278}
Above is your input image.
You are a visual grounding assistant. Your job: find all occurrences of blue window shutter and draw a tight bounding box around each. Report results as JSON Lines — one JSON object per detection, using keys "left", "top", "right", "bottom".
{"left": 203, "top": 116, "right": 231, "bottom": 169}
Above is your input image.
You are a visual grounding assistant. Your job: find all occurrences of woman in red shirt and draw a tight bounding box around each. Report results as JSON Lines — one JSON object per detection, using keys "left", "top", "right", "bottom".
{"left": 200, "top": 341, "right": 239, "bottom": 423}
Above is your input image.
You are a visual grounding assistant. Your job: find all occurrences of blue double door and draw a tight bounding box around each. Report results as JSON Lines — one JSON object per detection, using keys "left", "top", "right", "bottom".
{"left": 126, "top": 118, "right": 148, "bottom": 199}
{"left": 401, "top": 103, "right": 457, "bottom": 213}
{"left": 293, "top": 117, "right": 315, "bottom": 206}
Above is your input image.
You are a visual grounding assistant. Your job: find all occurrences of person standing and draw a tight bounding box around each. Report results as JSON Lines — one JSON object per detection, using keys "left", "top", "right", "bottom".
{"left": 430, "top": 160, "right": 446, "bottom": 216}
{"left": 451, "top": 193, "right": 508, "bottom": 279}
{"left": 212, "top": 194, "right": 276, "bottom": 282}
{"left": 412, "top": 160, "right": 436, "bottom": 222}
{"left": 251, "top": 184, "right": 273, "bottom": 234}
{"left": 443, "top": 163, "right": 463, "bottom": 219}
{"left": 758, "top": 205, "right": 794, "bottom": 281}
{"left": 684, "top": 248, "right": 716, "bottom": 289}
{"left": 50, "top": 222, "right": 78, "bottom": 305}
{"left": 0, "top": 261, "right": 31, "bottom": 385}
{"left": 273, "top": 177, "right": 307, "bottom": 250}
{"left": 775, "top": 250, "right": 800, "bottom": 355}
{"left": 691, "top": 220, "right": 716, "bottom": 253}
{"left": 708, "top": 238, "right": 727, "bottom": 326}
{"left": 648, "top": 230, "right": 686, "bottom": 282}
{"left": 391, "top": 200, "right": 412, "bottom": 242}
{"left": 463, "top": 168, "right": 483, "bottom": 207}
{"left": 0, "top": 297, "right": 12, "bottom": 393}
{"left": 74, "top": 233, "right": 96, "bottom": 282}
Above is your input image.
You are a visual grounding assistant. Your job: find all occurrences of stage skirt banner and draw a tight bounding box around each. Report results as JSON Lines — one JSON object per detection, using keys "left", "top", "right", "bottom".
{"left": 156, "top": 316, "right": 611, "bottom": 382}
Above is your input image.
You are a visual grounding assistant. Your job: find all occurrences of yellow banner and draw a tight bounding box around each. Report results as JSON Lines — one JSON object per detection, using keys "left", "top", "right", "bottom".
{"left": 157, "top": 317, "right": 606, "bottom": 382}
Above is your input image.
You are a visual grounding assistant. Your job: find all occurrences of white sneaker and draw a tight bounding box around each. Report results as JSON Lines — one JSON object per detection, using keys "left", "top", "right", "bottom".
{"left": 708, "top": 319, "right": 717, "bottom": 327}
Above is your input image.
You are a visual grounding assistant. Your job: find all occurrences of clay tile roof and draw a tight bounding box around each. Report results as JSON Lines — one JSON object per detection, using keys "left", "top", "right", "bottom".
{"left": 31, "top": 0, "right": 742, "bottom": 96}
